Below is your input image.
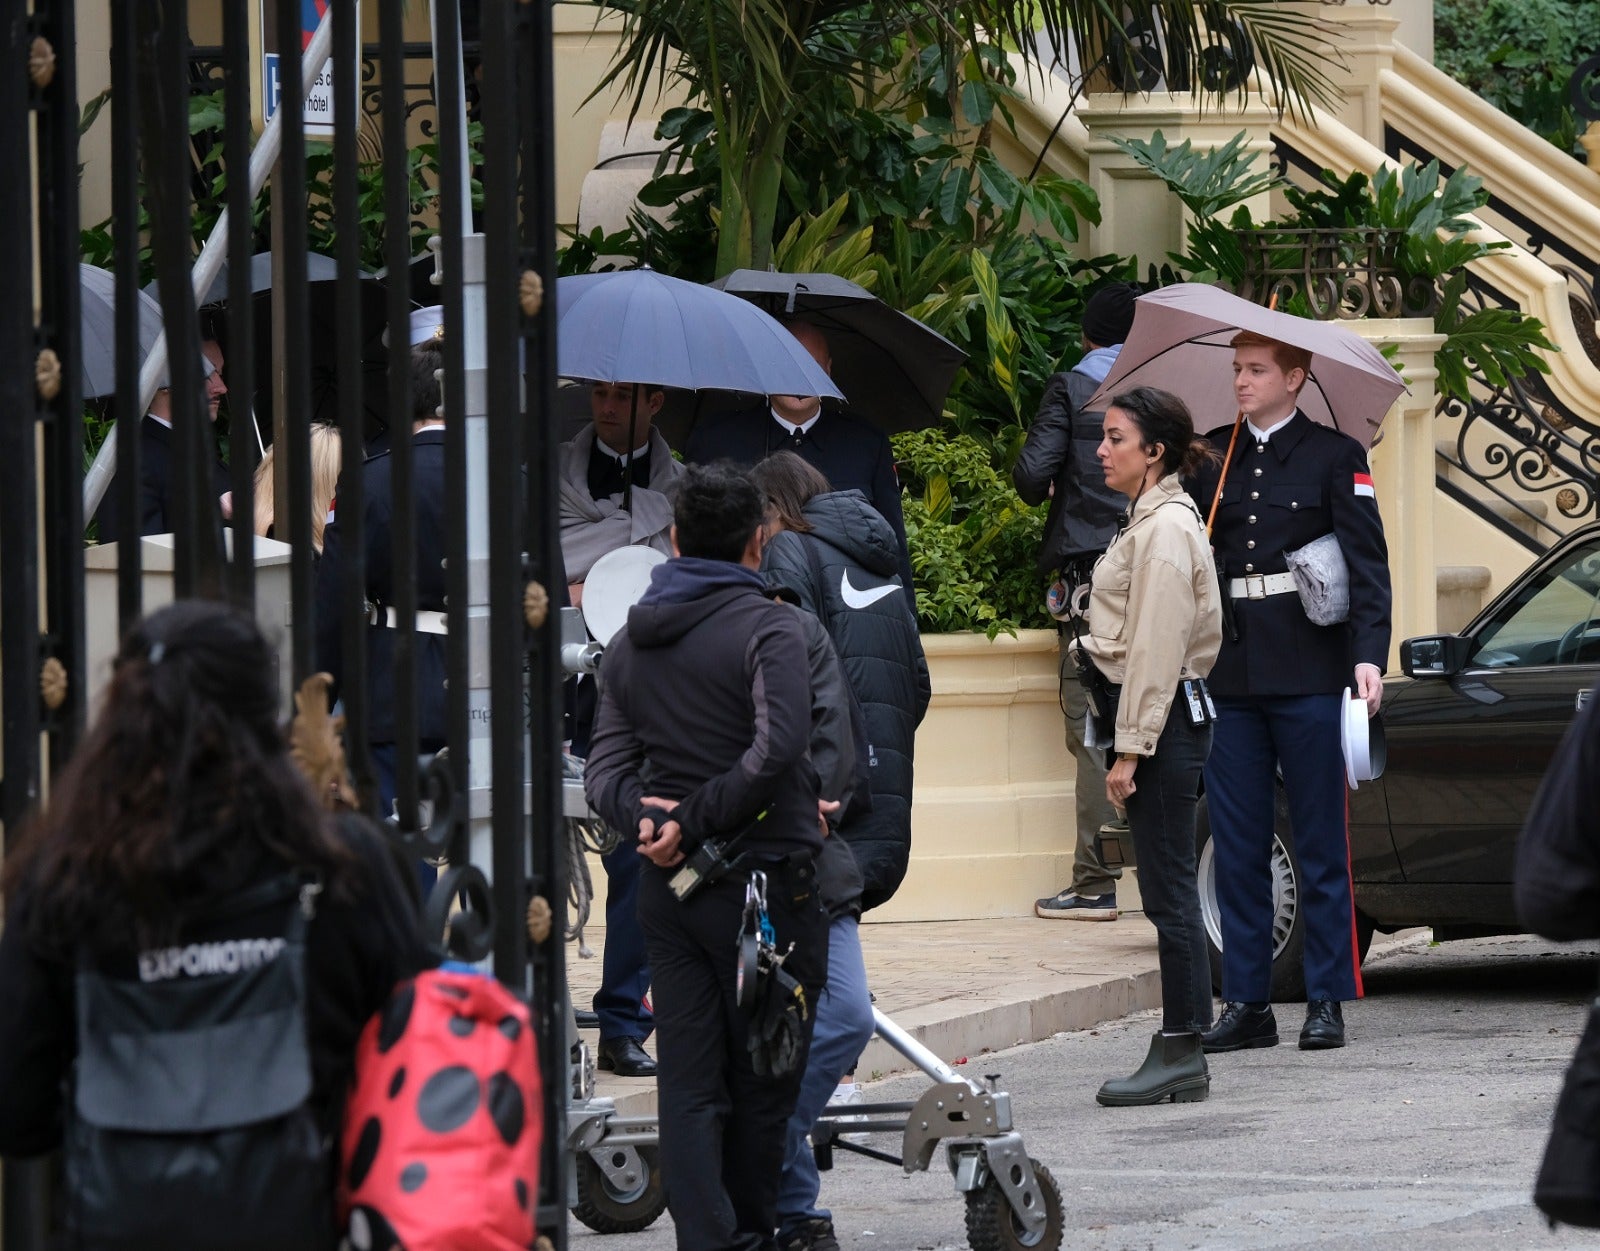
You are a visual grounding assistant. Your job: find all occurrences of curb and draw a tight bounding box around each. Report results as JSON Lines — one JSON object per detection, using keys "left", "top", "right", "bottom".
{"left": 591, "top": 963, "right": 1166, "bottom": 1117}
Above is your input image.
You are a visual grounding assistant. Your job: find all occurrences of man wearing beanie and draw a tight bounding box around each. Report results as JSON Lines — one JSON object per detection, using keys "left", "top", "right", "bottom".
{"left": 1013, "top": 281, "right": 1141, "bottom": 921}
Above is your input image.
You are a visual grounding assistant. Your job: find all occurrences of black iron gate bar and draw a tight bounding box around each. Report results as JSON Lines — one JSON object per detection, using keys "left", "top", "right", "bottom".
{"left": 0, "top": 0, "right": 571, "bottom": 1243}
{"left": 332, "top": 0, "right": 374, "bottom": 810}
{"left": 222, "top": 0, "right": 259, "bottom": 612}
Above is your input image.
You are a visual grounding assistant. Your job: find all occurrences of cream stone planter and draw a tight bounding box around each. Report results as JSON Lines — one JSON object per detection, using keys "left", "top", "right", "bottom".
{"left": 871, "top": 629, "right": 1079, "bottom": 923}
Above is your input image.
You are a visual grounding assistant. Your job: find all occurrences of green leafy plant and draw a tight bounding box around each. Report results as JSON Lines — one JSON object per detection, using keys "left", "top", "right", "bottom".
{"left": 1119, "top": 132, "right": 1557, "bottom": 400}
{"left": 893, "top": 427, "right": 1047, "bottom": 637}
{"left": 589, "top": 0, "right": 1342, "bottom": 276}
{"left": 1434, "top": 0, "right": 1600, "bottom": 158}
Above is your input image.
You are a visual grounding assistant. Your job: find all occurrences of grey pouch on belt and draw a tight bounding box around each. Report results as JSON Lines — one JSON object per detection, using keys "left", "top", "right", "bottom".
{"left": 1283, "top": 532, "right": 1350, "bottom": 626}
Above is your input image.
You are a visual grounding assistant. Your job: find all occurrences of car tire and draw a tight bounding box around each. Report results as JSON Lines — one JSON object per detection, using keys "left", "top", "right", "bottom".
{"left": 1195, "top": 787, "right": 1307, "bottom": 1004}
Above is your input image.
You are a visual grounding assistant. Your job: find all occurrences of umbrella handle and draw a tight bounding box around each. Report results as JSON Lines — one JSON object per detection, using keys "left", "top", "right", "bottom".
{"left": 1204, "top": 409, "right": 1245, "bottom": 540}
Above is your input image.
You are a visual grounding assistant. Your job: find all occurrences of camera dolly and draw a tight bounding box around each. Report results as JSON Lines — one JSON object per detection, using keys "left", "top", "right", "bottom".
{"left": 566, "top": 985, "right": 1063, "bottom": 1248}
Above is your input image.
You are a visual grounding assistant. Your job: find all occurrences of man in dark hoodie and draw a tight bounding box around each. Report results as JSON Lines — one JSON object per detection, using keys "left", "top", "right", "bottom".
{"left": 585, "top": 461, "right": 829, "bottom": 1251}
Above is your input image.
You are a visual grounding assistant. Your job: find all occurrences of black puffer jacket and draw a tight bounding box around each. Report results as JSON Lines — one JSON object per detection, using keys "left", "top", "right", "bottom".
{"left": 763, "top": 490, "right": 931, "bottom": 911}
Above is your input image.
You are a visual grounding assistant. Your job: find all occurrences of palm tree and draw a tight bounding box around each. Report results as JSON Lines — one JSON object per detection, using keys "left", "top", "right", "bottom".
{"left": 588, "top": 0, "right": 1342, "bottom": 275}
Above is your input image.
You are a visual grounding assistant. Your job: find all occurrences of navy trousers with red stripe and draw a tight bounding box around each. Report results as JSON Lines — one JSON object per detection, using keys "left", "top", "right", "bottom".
{"left": 1205, "top": 693, "right": 1364, "bottom": 1004}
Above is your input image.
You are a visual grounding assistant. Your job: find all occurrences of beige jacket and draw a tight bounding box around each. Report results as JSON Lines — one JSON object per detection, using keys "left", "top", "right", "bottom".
{"left": 1079, "top": 474, "right": 1222, "bottom": 756}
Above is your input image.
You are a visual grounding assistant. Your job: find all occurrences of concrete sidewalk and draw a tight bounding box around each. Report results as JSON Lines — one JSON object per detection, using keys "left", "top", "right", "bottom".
{"left": 571, "top": 874, "right": 1165, "bottom": 1114}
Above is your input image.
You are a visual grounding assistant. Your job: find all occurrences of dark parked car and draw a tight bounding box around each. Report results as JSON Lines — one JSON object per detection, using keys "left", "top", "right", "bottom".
{"left": 1196, "top": 524, "right": 1600, "bottom": 1000}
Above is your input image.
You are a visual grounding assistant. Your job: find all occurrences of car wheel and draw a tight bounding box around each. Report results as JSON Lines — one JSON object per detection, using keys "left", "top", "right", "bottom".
{"left": 1195, "top": 788, "right": 1307, "bottom": 1003}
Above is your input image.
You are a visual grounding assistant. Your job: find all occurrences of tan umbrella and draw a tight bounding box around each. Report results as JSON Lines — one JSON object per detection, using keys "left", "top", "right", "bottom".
{"left": 1085, "top": 283, "right": 1408, "bottom": 448}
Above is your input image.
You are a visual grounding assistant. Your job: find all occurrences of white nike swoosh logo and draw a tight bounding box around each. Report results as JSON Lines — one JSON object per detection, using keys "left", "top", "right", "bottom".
{"left": 840, "top": 569, "right": 901, "bottom": 610}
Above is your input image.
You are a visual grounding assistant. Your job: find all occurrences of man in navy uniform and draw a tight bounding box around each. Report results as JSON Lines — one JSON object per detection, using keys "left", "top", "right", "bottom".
{"left": 1188, "top": 330, "right": 1391, "bottom": 1053}
{"left": 683, "top": 320, "right": 913, "bottom": 592}
{"left": 315, "top": 310, "right": 450, "bottom": 826}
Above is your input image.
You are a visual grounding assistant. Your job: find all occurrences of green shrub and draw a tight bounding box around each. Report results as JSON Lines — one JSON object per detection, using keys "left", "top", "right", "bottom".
{"left": 893, "top": 427, "right": 1047, "bottom": 637}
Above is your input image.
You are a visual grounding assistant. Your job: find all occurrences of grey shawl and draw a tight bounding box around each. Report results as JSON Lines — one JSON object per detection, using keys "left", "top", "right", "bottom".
{"left": 558, "top": 425, "right": 684, "bottom": 581}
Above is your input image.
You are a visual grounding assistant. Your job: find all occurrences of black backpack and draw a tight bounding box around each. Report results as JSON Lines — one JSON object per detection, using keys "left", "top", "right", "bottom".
{"left": 65, "top": 874, "right": 337, "bottom": 1251}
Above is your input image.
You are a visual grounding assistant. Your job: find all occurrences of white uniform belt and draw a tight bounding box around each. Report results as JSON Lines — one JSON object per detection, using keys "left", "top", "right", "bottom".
{"left": 368, "top": 605, "right": 449, "bottom": 634}
{"left": 1228, "top": 572, "right": 1297, "bottom": 600}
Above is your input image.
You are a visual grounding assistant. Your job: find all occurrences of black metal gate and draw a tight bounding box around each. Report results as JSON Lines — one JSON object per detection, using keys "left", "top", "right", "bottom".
{"left": 0, "top": 1, "right": 569, "bottom": 1243}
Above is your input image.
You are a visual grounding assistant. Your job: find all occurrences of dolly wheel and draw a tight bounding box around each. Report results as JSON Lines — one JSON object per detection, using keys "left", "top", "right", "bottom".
{"left": 571, "top": 1144, "right": 667, "bottom": 1234}
{"left": 964, "top": 1157, "right": 1064, "bottom": 1251}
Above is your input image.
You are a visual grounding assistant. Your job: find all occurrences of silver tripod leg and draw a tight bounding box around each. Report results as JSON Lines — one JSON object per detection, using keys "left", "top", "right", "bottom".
{"left": 870, "top": 1007, "right": 981, "bottom": 1091}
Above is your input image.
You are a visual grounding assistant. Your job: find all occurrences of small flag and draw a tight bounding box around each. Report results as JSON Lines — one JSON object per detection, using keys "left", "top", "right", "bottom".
{"left": 1353, "top": 472, "right": 1375, "bottom": 499}
{"left": 326, "top": 496, "right": 337, "bottom": 524}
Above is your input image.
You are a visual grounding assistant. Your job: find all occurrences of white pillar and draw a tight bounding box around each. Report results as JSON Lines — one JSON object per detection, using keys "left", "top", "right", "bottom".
{"left": 1355, "top": 317, "right": 1444, "bottom": 669}
{"left": 1076, "top": 92, "right": 1278, "bottom": 263}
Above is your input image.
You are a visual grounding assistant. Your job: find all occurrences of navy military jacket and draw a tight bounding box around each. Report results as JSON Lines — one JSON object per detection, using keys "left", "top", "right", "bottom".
{"left": 315, "top": 428, "right": 448, "bottom": 745}
{"left": 1187, "top": 411, "right": 1391, "bottom": 699}
{"left": 683, "top": 405, "right": 913, "bottom": 592}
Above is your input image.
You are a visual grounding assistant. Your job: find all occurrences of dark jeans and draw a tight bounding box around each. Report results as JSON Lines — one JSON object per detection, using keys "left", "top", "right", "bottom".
{"left": 1124, "top": 711, "right": 1214, "bottom": 1034}
{"left": 593, "top": 842, "right": 653, "bottom": 1043}
{"left": 638, "top": 856, "right": 828, "bottom": 1251}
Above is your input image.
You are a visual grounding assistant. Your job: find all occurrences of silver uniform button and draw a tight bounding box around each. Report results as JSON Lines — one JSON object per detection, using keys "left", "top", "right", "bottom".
{"left": 1253, "top": 467, "right": 1263, "bottom": 477}
{"left": 1255, "top": 443, "right": 1265, "bottom": 453}
{"left": 1247, "top": 540, "right": 1256, "bottom": 549}
{"left": 1248, "top": 515, "right": 1257, "bottom": 524}
{"left": 1250, "top": 491, "right": 1259, "bottom": 500}
{"left": 1245, "top": 563, "right": 1255, "bottom": 572}
{"left": 1291, "top": 501, "right": 1299, "bottom": 510}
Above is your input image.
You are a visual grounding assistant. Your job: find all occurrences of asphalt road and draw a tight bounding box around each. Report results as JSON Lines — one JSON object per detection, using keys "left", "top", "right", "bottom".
{"left": 570, "top": 933, "right": 1600, "bottom": 1251}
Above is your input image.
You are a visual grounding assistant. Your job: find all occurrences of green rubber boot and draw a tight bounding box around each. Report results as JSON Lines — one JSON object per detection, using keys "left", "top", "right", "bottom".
{"left": 1095, "top": 1032, "right": 1210, "bottom": 1107}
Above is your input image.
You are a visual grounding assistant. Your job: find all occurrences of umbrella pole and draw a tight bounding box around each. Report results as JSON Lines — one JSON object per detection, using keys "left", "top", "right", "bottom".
{"left": 1204, "top": 410, "right": 1245, "bottom": 540}
{"left": 623, "top": 386, "right": 639, "bottom": 513}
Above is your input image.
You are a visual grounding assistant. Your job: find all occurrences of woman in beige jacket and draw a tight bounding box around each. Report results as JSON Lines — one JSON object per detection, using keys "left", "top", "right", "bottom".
{"left": 1075, "top": 386, "right": 1223, "bottom": 1106}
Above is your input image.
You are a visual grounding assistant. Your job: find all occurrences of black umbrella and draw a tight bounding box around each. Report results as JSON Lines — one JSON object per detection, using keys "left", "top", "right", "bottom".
{"left": 144, "top": 250, "right": 351, "bottom": 309}
{"left": 152, "top": 251, "right": 392, "bottom": 445}
{"left": 709, "top": 269, "right": 967, "bottom": 434}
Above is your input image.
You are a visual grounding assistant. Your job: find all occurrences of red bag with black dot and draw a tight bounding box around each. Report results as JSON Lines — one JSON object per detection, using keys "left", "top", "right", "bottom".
{"left": 339, "top": 967, "right": 542, "bottom": 1250}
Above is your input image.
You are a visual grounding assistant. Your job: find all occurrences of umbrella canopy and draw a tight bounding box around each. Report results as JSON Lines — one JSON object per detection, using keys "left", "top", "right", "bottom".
{"left": 710, "top": 269, "right": 966, "bottom": 435}
{"left": 79, "top": 264, "right": 166, "bottom": 399}
{"left": 556, "top": 270, "right": 843, "bottom": 401}
{"left": 144, "top": 249, "right": 391, "bottom": 443}
{"left": 1086, "top": 283, "right": 1408, "bottom": 448}
{"left": 145, "top": 250, "right": 353, "bottom": 308}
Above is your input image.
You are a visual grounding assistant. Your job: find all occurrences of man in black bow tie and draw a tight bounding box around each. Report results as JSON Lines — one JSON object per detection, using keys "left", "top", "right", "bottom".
{"left": 557, "top": 378, "right": 686, "bottom": 1079}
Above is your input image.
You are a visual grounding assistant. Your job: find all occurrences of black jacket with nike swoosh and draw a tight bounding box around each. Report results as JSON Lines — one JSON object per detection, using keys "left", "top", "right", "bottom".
{"left": 762, "top": 490, "right": 931, "bottom": 910}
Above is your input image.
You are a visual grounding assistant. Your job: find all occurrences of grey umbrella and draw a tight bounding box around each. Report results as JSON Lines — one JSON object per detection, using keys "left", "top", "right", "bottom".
{"left": 1085, "top": 283, "right": 1407, "bottom": 448}
{"left": 80, "top": 263, "right": 166, "bottom": 399}
{"left": 710, "top": 269, "right": 967, "bottom": 434}
{"left": 557, "top": 268, "right": 843, "bottom": 509}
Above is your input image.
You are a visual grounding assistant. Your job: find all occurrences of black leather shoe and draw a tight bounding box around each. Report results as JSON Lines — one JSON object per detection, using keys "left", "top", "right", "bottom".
{"left": 597, "top": 1036, "right": 658, "bottom": 1077}
{"left": 1299, "top": 999, "right": 1345, "bottom": 1050}
{"left": 573, "top": 1008, "right": 600, "bottom": 1029}
{"left": 1201, "top": 1001, "right": 1278, "bottom": 1053}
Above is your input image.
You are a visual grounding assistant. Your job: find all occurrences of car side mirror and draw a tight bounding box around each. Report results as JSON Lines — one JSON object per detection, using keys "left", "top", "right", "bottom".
{"left": 1400, "top": 634, "right": 1472, "bottom": 678}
